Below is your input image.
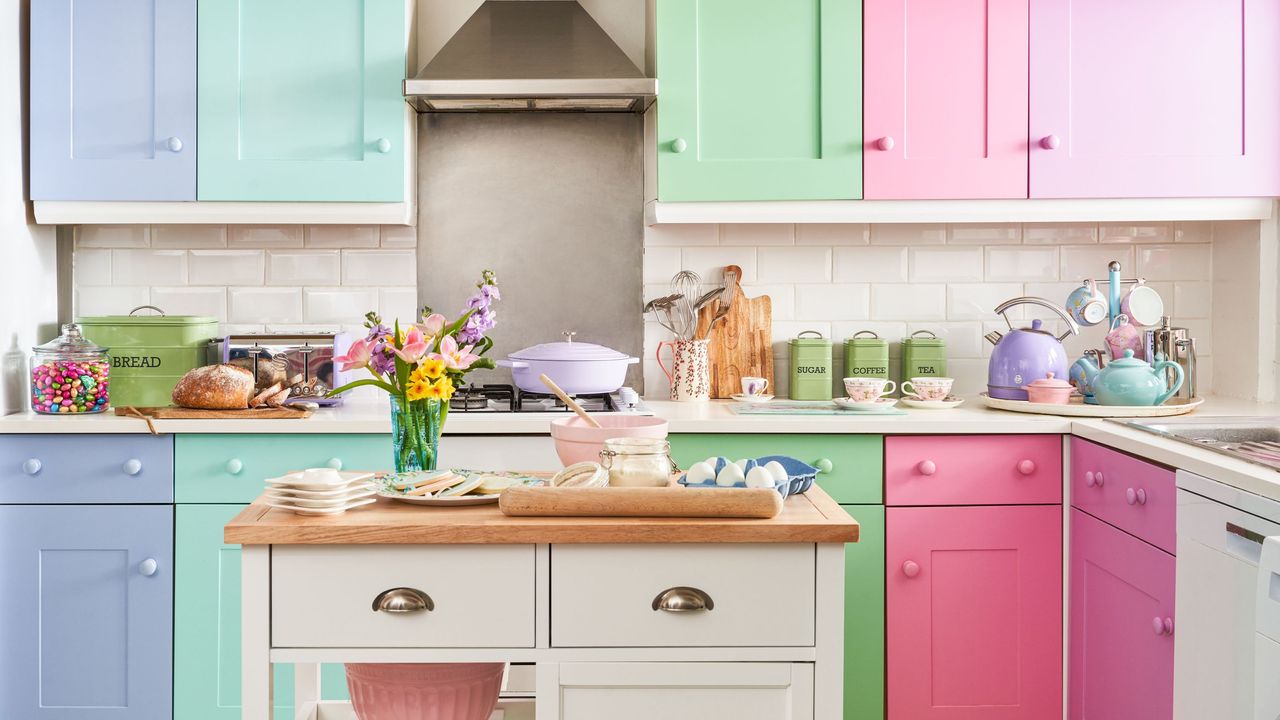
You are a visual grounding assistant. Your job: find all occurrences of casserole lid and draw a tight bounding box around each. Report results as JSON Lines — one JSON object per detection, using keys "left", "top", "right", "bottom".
{"left": 509, "top": 332, "right": 633, "bottom": 362}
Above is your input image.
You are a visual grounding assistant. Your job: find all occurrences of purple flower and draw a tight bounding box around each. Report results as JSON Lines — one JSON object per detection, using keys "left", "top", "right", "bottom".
{"left": 368, "top": 341, "right": 396, "bottom": 377}
{"left": 365, "top": 323, "right": 392, "bottom": 343}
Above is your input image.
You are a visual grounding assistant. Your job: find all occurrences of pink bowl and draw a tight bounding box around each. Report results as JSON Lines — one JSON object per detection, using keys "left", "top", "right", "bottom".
{"left": 549, "top": 415, "right": 669, "bottom": 466}
{"left": 344, "top": 663, "right": 504, "bottom": 720}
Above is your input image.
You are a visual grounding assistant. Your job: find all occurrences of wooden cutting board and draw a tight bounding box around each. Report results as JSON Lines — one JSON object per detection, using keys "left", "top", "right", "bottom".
{"left": 694, "top": 265, "right": 773, "bottom": 399}
{"left": 499, "top": 486, "right": 783, "bottom": 519}
{"left": 115, "top": 406, "right": 313, "bottom": 420}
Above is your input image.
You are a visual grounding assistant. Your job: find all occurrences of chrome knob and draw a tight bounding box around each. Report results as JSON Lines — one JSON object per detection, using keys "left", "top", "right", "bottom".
{"left": 876, "top": 136, "right": 895, "bottom": 151}
{"left": 670, "top": 138, "right": 688, "bottom": 154}
{"left": 374, "top": 137, "right": 392, "bottom": 153}
{"left": 165, "top": 136, "right": 183, "bottom": 152}
{"left": 372, "top": 587, "right": 434, "bottom": 613}
{"left": 225, "top": 459, "right": 243, "bottom": 475}
{"left": 1040, "top": 134, "right": 1060, "bottom": 150}
{"left": 902, "top": 560, "right": 920, "bottom": 578}
{"left": 22, "top": 458, "right": 41, "bottom": 476}
{"left": 123, "top": 458, "right": 143, "bottom": 476}
{"left": 652, "top": 586, "right": 714, "bottom": 612}
{"left": 326, "top": 458, "right": 343, "bottom": 471}
{"left": 139, "top": 558, "right": 158, "bottom": 577}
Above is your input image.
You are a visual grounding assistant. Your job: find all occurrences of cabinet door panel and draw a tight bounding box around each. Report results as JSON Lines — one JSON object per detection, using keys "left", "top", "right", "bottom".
{"left": 656, "top": 0, "right": 862, "bottom": 200}
{"left": 30, "top": 0, "right": 196, "bottom": 199}
{"left": 553, "top": 663, "right": 813, "bottom": 720}
{"left": 887, "top": 505, "right": 1062, "bottom": 718}
{"left": 843, "top": 505, "right": 885, "bottom": 720}
{"left": 1030, "top": 0, "right": 1280, "bottom": 197}
{"left": 197, "top": 0, "right": 405, "bottom": 201}
{"left": 864, "top": 0, "right": 1028, "bottom": 198}
{"left": 0, "top": 505, "right": 173, "bottom": 719}
{"left": 1069, "top": 509, "right": 1174, "bottom": 720}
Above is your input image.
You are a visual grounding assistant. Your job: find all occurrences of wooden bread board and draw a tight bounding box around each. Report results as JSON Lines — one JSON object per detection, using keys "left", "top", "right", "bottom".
{"left": 116, "top": 405, "right": 313, "bottom": 420}
{"left": 499, "top": 486, "right": 783, "bottom": 519}
{"left": 695, "top": 265, "right": 773, "bottom": 399}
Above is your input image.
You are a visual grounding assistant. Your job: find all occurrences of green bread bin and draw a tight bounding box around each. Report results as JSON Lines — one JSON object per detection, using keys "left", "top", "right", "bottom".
{"left": 76, "top": 305, "right": 219, "bottom": 407}
{"left": 789, "top": 330, "right": 833, "bottom": 400}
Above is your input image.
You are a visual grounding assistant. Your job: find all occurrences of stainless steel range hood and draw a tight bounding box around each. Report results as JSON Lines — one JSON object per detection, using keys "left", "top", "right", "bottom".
{"left": 404, "top": 1, "right": 656, "bottom": 113}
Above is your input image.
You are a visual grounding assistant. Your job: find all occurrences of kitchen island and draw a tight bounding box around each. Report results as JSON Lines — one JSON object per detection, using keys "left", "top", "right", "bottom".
{"left": 225, "top": 486, "right": 860, "bottom": 720}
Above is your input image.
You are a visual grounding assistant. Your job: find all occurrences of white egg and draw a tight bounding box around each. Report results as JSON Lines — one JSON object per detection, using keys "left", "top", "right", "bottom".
{"left": 685, "top": 461, "right": 716, "bottom": 485}
{"left": 734, "top": 458, "right": 752, "bottom": 472}
{"left": 705, "top": 457, "right": 722, "bottom": 471}
{"left": 765, "top": 461, "right": 789, "bottom": 483}
{"left": 745, "top": 466, "right": 775, "bottom": 488}
{"left": 716, "top": 462, "right": 746, "bottom": 487}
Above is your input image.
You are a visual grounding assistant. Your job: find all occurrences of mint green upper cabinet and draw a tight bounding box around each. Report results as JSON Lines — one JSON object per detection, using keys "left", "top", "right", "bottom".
{"left": 197, "top": 0, "right": 406, "bottom": 201}
{"left": 656, "top": 0, "right": 862, "bottom": 201}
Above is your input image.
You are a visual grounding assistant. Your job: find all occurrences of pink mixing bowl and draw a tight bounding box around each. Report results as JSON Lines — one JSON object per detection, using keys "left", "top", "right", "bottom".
{"left": 344, "top": 663, "right": 504, "bottom": 720}
{"left": 549, "top": 415, "right": 669, "bottom": 465}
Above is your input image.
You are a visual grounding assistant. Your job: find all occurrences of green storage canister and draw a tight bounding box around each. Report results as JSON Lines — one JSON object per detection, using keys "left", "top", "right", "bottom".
{"left": 901, "top": 329, "right": 947, "bottom": 380}
{"left": 789, "top": 330, "right": 833, "bottom": 400}
{"left": 843, "top": 330, "right": 890, "bottom": 381}
{"left": 76, "top": 305, "right": 219, "bottom": 407}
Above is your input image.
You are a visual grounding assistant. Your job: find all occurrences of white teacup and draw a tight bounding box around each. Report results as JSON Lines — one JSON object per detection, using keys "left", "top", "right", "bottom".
{"left": 843, "top": 377, "right": 896, "bottom": 403}
{"left": 741, "top": 376, "right": 770, "bottom": 396}
{"left": 901, "top": 377, "right": 954, "bottom": 401}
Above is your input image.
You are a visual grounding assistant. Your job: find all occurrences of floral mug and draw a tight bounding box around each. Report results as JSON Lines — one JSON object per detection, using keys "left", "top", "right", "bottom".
{"left": 657, "top": 339, "right": 711, "bottom": 401}
{"left": 1105, "top": 314, "right": 1144, "bottom": 361}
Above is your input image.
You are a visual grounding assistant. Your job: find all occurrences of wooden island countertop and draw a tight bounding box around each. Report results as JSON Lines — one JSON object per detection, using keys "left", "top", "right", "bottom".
{"left": 224, "top": 485, "right": 859, "bottom": 545}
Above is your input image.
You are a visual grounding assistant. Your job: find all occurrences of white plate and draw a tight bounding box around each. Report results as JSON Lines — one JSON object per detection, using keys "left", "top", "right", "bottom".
{"left": 730, "top": 394, "right": 774, "bottom": 404}
{"left": 899, "top": 396, "right": 965, "bottom": 410}
{"left": 981, "top": 393, "right": 1204, "bottom": 418}
{"left": 264, "top": 488, "right": 376, "bottom": 508}
{"left": 265, "top": 470, "right": 376, "bottom": 492}
{"left": 834, "top": 397, "right": 898, "bottom": 411}
{"left": 378, "top": 491, "right": 502, "bottom": 507}
{"left": 266, "top": 497, "right": 377, "bottom": 516}
{"left": 265, "top": 482, "right": 377, "bottom": 499}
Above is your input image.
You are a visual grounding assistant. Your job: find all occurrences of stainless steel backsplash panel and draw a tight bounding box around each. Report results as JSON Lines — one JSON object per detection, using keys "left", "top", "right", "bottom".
{"left": 417, "top": 112, "right": 644, "bottom": 391}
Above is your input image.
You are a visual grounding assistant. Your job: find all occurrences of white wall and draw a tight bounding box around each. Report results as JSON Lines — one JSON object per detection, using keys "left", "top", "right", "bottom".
{"left": 0, "top": 0, "right": 59, "bottom": 414}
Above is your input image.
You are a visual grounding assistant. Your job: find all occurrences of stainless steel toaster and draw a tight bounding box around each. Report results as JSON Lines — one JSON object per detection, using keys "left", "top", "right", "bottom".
{"left": 209, "top": 333, "right": 355, "bottom": 405}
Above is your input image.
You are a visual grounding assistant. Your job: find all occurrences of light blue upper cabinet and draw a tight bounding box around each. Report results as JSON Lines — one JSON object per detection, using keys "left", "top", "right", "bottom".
{"left": 0, "top": 505, "right": 174, "bottom": 719}
{"left": 29, "top": 0, "right": 196, "bottom": 200}
{"left": 197, "top": 0, "right": 407, "bottom": 201}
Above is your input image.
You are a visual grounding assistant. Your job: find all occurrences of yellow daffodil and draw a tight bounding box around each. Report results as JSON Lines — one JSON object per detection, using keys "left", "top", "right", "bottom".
{"left": 406, "top": 379, "right": 431, "bottom": 402}
{"left": 422, "top": 376, "right": 454, "bottom": 401}
{"left": 416, "top": 356, "right": 446, "bottom": 380}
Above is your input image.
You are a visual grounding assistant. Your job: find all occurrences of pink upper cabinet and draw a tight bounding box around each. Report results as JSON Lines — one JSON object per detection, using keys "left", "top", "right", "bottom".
{"left": 1030, "top": 0, "right": 1280, "bottom": 197}
{"left": 864, "top": 0, "right": 1029, "bottom": 199}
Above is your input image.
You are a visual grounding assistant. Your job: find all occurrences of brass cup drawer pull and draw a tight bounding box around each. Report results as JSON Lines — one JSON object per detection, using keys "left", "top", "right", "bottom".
{"left": 372, "top": 587, "right": 435, "bottom": 614}
{"left": 651, "top": 586, "right": 714, "bottom": 613}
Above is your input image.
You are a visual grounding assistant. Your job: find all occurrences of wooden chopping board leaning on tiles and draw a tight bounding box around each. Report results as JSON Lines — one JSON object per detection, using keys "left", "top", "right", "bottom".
{"left": 695, "top": 265, "right": 773, "bottom": 399}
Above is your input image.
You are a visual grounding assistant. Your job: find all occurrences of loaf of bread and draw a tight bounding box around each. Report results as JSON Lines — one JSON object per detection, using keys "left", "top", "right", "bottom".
{"left": 171, "top": 364, "right": 255, "bottom": 409}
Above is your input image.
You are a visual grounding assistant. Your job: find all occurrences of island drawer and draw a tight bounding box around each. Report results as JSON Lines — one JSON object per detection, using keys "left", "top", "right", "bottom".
{"left": 272, "top": 545, "right": 535, "bottom": 648}
{"left": 550, "top": 544, "right": 815, "bottom": 647}
{"left": 1070, "top": 438, "right": 1175, "bottom": 553}
{"left": 0, "top": 434, "right": 173, "bottom": 503}
{"left": 885, "top": 435, "right": 1062, "bottom": 506}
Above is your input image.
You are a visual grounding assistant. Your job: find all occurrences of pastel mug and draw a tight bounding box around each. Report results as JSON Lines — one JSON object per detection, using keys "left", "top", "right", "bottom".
{"left": 1120, "top": 279, "right": 1165, "bottom": 327}
{"left": 842, "top": 377, "right": 896, "bottom": 403}
{"left": 901, "top": 377, "right": 954, "bottom": 401}
{"left": 1065, "top": 279, "right": 1109, "bottom": 327}
{"left": 741, "top": 376, "right": 769, "bottom": 396}
{"left": 1104, "top": 314, "right": 1144, "bottom": 361}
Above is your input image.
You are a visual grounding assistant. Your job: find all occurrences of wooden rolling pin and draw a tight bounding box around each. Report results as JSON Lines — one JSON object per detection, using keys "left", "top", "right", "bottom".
{"left": 500, "top": 486, "right": 783, "bottom": 519}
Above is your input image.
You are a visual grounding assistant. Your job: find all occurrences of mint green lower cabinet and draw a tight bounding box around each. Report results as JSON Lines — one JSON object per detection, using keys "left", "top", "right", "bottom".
{"left": 175, "top": 504, "right": 348, "bottom": 720}
{"left": 175, "top": 434, "right": 390, "bottom": 503}
{"left": 841, "top": 504, "right": 884, "bottom": 720}
{"left": 667, "top": 434, "right": 883, "bottom": 503}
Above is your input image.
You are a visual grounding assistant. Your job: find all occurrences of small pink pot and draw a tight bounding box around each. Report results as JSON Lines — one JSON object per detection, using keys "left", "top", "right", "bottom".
{"left": 1021, "top": 371, "right": 1075, "bottom": 405}
{"left": 549, "top": 415, "right": 669, "bottom": 465}
{"left": 345, "top": 663, "right": 504, "bottom": 720}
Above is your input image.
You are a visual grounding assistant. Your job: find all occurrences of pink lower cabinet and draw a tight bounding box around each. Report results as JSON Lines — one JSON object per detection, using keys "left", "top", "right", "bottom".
{"left": 1069, "top": 509, "right": 1175, "bottom": 720}
{"left": 887, "top": 505, "right": 1063, "bottom": 719}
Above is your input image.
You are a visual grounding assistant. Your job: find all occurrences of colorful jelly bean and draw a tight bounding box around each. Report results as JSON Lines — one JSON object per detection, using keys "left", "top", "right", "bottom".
{"left": 30, "top": 360, "right": 109, "bottom": 415}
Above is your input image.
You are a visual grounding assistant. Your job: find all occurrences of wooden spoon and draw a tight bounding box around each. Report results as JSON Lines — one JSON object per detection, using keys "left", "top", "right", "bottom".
{"left": 538, "top": 374, "right": 602, "bottom": 428}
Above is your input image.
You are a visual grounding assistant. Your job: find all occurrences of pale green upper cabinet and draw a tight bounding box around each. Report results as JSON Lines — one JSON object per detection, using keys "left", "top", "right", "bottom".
{"left": 656, "top": 0, "right": 863, "bottom": 201}
{"left": 197, "top": 0, "right": 406, "bottom": 201}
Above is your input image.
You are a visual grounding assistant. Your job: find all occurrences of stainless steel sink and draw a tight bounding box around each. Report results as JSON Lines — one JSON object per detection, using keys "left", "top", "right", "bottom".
{"left": 1115, "top": 416, "right": 1280, "bottom": 472}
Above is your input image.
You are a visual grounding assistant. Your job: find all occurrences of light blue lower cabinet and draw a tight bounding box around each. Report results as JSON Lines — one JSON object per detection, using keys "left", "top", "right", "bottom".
{"left": 0, "top": 504, "right": 174, "bottom": 719}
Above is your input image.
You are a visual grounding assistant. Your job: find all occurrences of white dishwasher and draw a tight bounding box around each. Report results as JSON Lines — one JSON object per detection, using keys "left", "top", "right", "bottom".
{"left": 1174, "top": 470, "right": 1280, "bottom": 720}
{"left": 1257, "top": 537, "right": 1280, "bottom": 720}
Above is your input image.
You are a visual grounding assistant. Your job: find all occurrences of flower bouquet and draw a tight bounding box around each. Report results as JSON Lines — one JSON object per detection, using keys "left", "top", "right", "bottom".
{"left": 330, "top": 270, "right": 500, "bottom": 472}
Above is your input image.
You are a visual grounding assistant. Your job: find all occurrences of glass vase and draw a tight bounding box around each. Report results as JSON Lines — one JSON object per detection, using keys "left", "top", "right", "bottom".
{"left": 389, "top": 395, "right": 445, "bottom": 473}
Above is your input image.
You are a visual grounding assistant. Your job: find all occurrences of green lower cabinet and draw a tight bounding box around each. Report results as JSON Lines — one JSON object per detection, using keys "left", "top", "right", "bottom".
{"left": 175, "top": 505, "right": 348, "bottom": 720}
{"left": 175, "top": 434, "right": 391, "bottom": 503}
{"left": 667, "top": 434, "right": 883, "bottom": 503}
{"left": 841, "top": 504, "right": 884, "bottom": 720}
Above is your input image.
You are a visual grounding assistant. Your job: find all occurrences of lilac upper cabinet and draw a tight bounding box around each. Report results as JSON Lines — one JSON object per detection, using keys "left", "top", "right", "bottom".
{"left": 29, "top": 0, "right": 196, "bottom": 200}
{"left": 1030, "top": 0, "right": 1280, "bottom": 197}
{"left": 863, "top": 0, "right": 1028, "bottom": 199}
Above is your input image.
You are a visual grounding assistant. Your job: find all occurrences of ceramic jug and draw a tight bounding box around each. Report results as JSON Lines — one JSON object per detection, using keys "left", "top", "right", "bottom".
{"left": 657, "top": 338, "right": 711, "bottom": 401}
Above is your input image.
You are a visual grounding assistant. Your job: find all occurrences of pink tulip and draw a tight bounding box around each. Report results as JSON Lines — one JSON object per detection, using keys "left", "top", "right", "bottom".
{"left": 393, "top": 325, "right": 429, "bottom": 364}
{"left": 439, "top": 334, "right": 481, "bottom": 370}
{"left": 333, "top": 338, "right": 372, "bottom": 372}
{"left": 418, "top": 313, "right": 447, "bottom": 338}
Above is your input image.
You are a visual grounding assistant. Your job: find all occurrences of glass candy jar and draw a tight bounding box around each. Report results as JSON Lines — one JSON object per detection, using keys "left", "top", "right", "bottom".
{"left": 600, "top": 437, "right": 674, "bottom": 487}
{"left": 30, "top": 323, "right": 110, "bottom": 414}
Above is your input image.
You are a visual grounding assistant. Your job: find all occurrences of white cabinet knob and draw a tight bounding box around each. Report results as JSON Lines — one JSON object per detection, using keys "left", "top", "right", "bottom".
{"left": 374, "top": 137, "right": 392, "bottom": 153}
{"left": 22, "top": 458, "right": 41, "bottom": 476}
{"left": 327, "top": 458, "right": 343, "bottom": 471}
{"left": 670, "top": 138, "right": 688, "bottom": 153}
{"left": 225, "top": 459, "right": 244, "bottom": 475}
{"left": 165, "top": 136, "right": 183, "bottom": 152}
{"left": 138, "top": 558, "right": 158, "bottom": 577}
{"left": 123, "top": 458, "right": 143, "bottom": 476}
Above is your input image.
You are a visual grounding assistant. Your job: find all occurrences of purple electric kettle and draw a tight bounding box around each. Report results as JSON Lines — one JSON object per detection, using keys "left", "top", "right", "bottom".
{"left": 985, "top": 297, "right": 1081, "bottom": 401}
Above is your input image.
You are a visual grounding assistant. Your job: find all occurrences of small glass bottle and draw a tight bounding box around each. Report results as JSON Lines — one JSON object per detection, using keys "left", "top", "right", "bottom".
{"left": 30, "top": 323, "right": 111, "bottom": 415}
{"left": 600, "top": 437, "right": 674, "bottom": 487}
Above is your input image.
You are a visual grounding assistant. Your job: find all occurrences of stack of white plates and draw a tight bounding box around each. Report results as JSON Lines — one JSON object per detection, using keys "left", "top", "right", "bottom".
{"left": 264, "top": 468, "right": 378, "bottom": 516}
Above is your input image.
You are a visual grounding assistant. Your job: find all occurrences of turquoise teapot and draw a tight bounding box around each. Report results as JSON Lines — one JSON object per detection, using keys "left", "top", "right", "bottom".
{"left": 1076, "top": 349, "right": 1183, "bottom": 406}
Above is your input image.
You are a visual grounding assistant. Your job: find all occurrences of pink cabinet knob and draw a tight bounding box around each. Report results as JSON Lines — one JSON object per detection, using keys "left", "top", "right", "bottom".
{"left": 1152, "top": 617, "right": 1165, "bottom": 635}
{"left": 1085, "top": 471, "right": 1096, "bottom": 487}
{"left": 876, "top": 136, "right": 895, "bottom": 151}
{"left": 902, "top": 560, "right": 920, "bottom": 578}
{"left": 1017, "top": 459, "right": 1036, "bottom": 476}
{"left": 1040, "top": 134, "right": 1060, "bottom": 150}
{"left": 918, "top": 460, "right": 936, "bottom": 476}
{"left": 1164, "top": 617, "right": 1174, "bottom": 636}
{"left": 1094, "top": 471, "right": 1105, "bottom": 487}
{"left": 1126, "top": 488, "right": 1148, "bottom": 506}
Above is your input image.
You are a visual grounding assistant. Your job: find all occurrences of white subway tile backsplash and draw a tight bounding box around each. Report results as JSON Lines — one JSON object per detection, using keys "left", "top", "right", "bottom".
{"left": 796, "top": 224, "right": 869, "bottom": 246}
{"left": 1137, "top": 245, "right": 1212, "bottom": 282}
{"left": 379, "top": 225, "right": 417, "bottom": 248}
{"left": 150, "top": 287, "right": 227, "bottom": 320}
{"left": 112, "top": 249, "right": 186, "bottom": 285}
{"left": 1174, "top": 281, "right": 1212, "bottom": 318}
{"left": 268, "top": 250, "right": 341, "bottom": 286}
{"left": 947, "top": 283, "right": 1024, "bottom": 320}
{"left": 1100, "top": 224, "right": 1173, "bottom": 244}
{"left": 76, "top": 225, "right": 150, "bottom": 248}
{"left": 221, "top": 323, "right": 267, "bottom": 335}
{"left": 795, "top": 284, "right": 870, "bottom": 321}
{"left": 305, "top": 225, "right": 378, "bottom": 248}
{"left": 985, "top": 247, "right": 1058, "bottom": 282}
{"left": 229, "top": 287, "right": 303, "bottom": 324}
{"left": 151, "top": 225, "right": 228, "bottom": 249}
{"left": 264, "top": 324, "right": 343, "bottom": 334}
{"left": 722, "top": 224, "right": 795, "bottom": 246}
{"left": 758, "top": 247, "right": 832, "bottom": 283}
{"left": 229, "top": 225, "right": 304, "bottom": 248}
{"left": 303, "top": 288, "right": 379, "bottom": 324}
{"left": 189, "top": 250, "right": 265, "bottom": 286}
{"left": 871, "top": 284, "right": 946, "bottom": 321}
{"left": 870, "top": 223, "right": 946, "bottom": 245}
{"left": 771, "top": 321, "right": 832, "bottom": 346}
{"left": 831, "top": 321, "right": 908, "bottom": 345}
{"left": 947, "top": 224, "right": 1021, "bottom": 245}
{"left": 907, "top": 321, "right": 985, "bottom": 359}
{"left": 643, "top": 247, "right": 683, "bottom": 282}
{"left": 1024, "top": 282, "right": 1081, "bottom": 310}
{"left": 76, "top": 286, "right": 150, "bottom": 316}
{"left": 644, "top": 223, "right": 719, "bottom": 247}
{"left": 680, "top": 247, "right": 758, "bottom": 282}
{"left": 834, "top": 246, "right": 909, "bottom": 283}
{"left": 343, "top": 250, "right": 416, "bottom": 286}
{"left": 909, "top": 247, "right": 984, "bottom": 282}
{"left": 1174, "top": 222, "right": 1213, "bottom": 243}
{"left": 1060, "top": 245, "right": 1135, "bottom": 282}
{"left": 74, "top": 248, "right": 112, "bottom": 286}
{"left": 378, "top": 287, "right": 420, "bottom": 322}
{"left": 741, "top": 284, "right": 796, "bottom": 321}
{"left": 1023, "top": 223, "right": 1097, "bottom": 245}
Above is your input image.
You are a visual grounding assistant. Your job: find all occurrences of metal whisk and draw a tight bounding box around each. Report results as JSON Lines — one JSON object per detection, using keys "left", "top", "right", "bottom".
{"left": 669, "top": 270, "right": 702, "bottom": 340}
